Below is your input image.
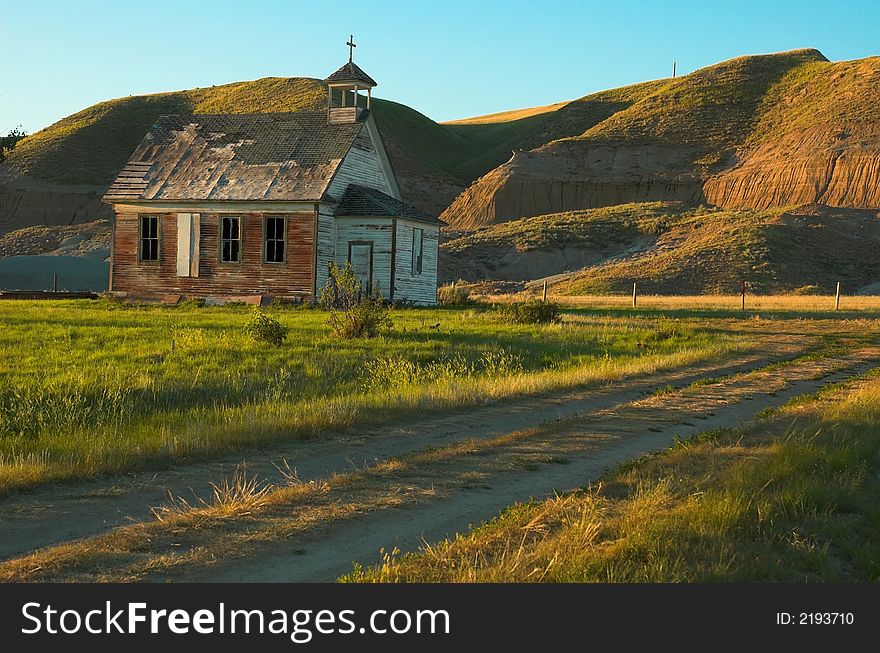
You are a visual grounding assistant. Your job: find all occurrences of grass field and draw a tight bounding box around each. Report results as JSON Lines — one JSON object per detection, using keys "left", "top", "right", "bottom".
{"left": 345, "top": 368, "right": 880, "bottom": 582}
{"left": 1, "top": 297, "right": 879, "bottom": 582}
{"left": 490, "top": 293, "right": 880, "bottom": 314}
{"left": 0, "top": 299, "right": 730, "bottom": 492}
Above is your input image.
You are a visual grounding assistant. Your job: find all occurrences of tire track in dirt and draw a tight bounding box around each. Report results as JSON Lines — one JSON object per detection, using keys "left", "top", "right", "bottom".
{"left": 178, "top": 347, "right": 880, "bottom": 582}
{"left": 0, "top": 338, "right": 805, "bottom": 561}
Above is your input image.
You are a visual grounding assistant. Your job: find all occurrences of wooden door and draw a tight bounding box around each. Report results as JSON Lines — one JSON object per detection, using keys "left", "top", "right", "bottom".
{"left": 348, "top": 241, "right": 373, "bottom": 295}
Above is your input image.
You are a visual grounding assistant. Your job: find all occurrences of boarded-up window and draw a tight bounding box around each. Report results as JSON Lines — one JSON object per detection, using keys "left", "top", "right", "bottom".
{"left": 411, "top": 227, "right": 424, "bottom": 275}
{"left": 220, "top": 216, "right": 241, "bottom": 263}
{"left": 264, "top": 216, "right": 286, "bottom": 263}
{"left": 139, "top": 215, "right": 159, "bottom": 261}
{"left": 176, "top": 213, "right": 200, "bottom": 277}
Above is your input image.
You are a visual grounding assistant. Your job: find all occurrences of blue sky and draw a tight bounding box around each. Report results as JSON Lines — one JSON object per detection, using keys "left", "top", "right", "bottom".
{"left": 1, "top": 0, "right": 878, "bottom": 134}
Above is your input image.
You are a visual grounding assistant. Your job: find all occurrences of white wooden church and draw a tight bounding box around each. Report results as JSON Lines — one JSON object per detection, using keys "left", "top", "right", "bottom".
{"left": 104, "top": 39, "right": 443, "bottom": 305}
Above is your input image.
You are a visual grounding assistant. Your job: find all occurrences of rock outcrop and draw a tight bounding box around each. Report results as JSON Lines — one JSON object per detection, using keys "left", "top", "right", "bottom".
{"left": 443, "top": 142, "right": 705, "bottom": 230}
{"left": 704, "top": 124, "right": 880, "bottom": 209}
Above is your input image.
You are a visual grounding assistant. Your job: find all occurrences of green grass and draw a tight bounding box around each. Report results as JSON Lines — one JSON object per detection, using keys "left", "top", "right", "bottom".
{"left": 345, "top": 368, "right": 880, "bottom": 582}
{"left": 0, "top": 300, "right": 728, "bottom": 492}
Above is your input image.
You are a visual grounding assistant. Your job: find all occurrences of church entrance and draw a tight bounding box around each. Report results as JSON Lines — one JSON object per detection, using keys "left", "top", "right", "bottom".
{"left": 347, "top": 241, "right": 374, "bottom": 295}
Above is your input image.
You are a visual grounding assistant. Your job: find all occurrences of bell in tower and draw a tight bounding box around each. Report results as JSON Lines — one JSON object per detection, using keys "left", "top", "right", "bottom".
{"left": 325, "top": 35, "right": 377, "bottom": 124}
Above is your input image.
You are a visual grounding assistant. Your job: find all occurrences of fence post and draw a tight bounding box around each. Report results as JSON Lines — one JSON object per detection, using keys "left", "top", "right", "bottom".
{"left": 542, "top": 280, "right": 548, "bottom": 302}
{"left": 53, "top": 273, "right": 58, "bottom": 293}
{"left": 740, "top": 280, "right": 746, "bottom": 311}
{"left": 632, "top": 282, "right": 637, "bottom": 309}
{"left": 835, "top": 281, "right": 841, "bottom": 311}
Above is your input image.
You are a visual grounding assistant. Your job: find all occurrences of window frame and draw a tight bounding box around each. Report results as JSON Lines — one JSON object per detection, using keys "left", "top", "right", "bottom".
{"left": 218, "top": 215, "right": 243, "bottom": 265}
{"left": 411, "top": 227, "right": 424, "bottom": 275}
{"left": 138, "top": 214, "right": 160, "bottom": 263}
{"left": 262, "top": 215, "right": 288, "bottom": 264}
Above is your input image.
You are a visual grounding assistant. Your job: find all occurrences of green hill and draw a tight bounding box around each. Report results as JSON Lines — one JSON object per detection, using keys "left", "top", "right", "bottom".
{"left": 6, "top": 78, "right": 327, "bottom": 186}
{"left": 0, "top": 77, "right": 475, "bottom": 229}
{"left": 441, "top": 50, "right": 880, "bottom": 228}
{"left": 0, "top": 72, "right": 663, "bottom": 232}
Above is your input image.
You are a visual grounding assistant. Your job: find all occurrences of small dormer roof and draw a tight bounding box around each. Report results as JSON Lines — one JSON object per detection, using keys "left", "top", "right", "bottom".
{"left": 325, "top": 61, "right": 377, "bottom": 88}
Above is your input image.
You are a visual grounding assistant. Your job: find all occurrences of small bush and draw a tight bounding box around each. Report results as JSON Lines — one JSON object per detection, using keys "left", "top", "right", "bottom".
{"left": 245, "top": 308, "right": 288, "bottom": 346}
{"left": 498, "top": 300, "right": 561, "bottom": 324}
{"left": 437, "top": 283, "right": 472, "bottom": 305}
{"left": 320, "top": 263, "right": 392, "bottom": 338}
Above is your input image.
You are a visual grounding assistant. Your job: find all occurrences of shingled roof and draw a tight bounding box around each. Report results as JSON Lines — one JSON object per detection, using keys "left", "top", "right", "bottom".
{"left": 335, "top": 184, "right": 444, "bottom": 225}
{"left": 103, "top": 112, "right": 364, "bottom": 202}
{"left": 324, "top": 61, "right": 377, "bottom": 87}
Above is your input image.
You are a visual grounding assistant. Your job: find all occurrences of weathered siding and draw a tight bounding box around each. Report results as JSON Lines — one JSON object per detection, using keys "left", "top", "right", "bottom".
{"left": 111, "top": 211, "right": 316, "bottom": 298}
{"left": 334, "top": 217, "right": 393, "bottom": 298}
{"left": 393, "top": 219, "right": 439, "bottom": 305}
{"left": 315, "top": 205, "right": 336, "bottom": 294}
{"left": 326, "top": 129, "right": 393, "bottom": 200}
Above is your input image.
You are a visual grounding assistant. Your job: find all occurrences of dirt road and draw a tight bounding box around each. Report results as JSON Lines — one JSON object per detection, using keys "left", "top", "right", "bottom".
{"left": 181, "top": 348, "right": 880, "bottom": 582}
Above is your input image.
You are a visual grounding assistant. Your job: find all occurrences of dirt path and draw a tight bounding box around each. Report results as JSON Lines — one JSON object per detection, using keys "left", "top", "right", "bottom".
{"left": 181, "top": 348, "right": 880, "bottom": 582}
{"left": 0, "top": 339, "right": 805, "bottom": 561}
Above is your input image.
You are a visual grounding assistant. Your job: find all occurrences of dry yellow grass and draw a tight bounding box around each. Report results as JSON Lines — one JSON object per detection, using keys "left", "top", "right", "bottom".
{"left": 479, "top": 293, "right": 880, "bottom": 313}
{"left": 442, "top": 101, "right": 571, "bottom": 125}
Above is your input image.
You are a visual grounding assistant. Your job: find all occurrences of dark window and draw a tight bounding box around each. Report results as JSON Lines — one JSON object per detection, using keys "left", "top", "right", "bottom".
{"left": 411, "top": 227, "right": 424, "bottom": 275}
{"left": 220, "top": 216, "right": 241, "bottom": 263}
{"left": 140, "top": 215, "right": 159, "bottom": 261}
{"left": 264, "top": 216, "right": 286, "bottom": 263}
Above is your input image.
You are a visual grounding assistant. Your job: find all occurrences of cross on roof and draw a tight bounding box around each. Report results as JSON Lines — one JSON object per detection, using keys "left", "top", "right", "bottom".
{"left": 347, "top": 35, "right": 356, "bottom": 63}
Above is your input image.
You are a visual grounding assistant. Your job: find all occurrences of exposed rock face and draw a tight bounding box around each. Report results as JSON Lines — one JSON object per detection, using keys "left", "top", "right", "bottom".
{"left": 443, "top": 124, "right": 880, "bottom": 229}
{"left": 704, "top": 125, "right": 880, "bottom": 209}
{"left": 443, "top": 142, "right": 705, "bottom": 230}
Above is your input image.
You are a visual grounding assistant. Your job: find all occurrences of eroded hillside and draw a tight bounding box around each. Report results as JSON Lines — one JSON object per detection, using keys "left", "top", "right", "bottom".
{"left": 442, "top": 50, "right": 880, "bottom": 229}
{"left": 441, "top": 202, "right": 880, "bottom": 294}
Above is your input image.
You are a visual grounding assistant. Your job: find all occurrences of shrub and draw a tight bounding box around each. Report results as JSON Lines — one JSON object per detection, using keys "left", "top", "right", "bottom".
{"left": 437, "top": 282, "right": 472, "bottom": 305}
{"left": 245, "top": 308, "right": 288, "bottom": 346}
{"left": 792, "top": 284, "right": 822, "bottom": 296}
{"left": 320, "top": 263, "right": 393, "bottom": 338}
{"left": 498, "top": 300, "right": 561, "bottom": 324}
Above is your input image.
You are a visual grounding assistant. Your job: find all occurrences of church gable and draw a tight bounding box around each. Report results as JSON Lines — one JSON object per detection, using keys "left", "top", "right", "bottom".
{"left": 325, "top": 119, "right": 400, "bottom": 201}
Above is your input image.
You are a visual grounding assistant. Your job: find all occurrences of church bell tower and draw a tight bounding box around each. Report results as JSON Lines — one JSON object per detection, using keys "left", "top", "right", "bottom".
{"left": 325, "top": 35, "right": 377, "bottom": 124}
